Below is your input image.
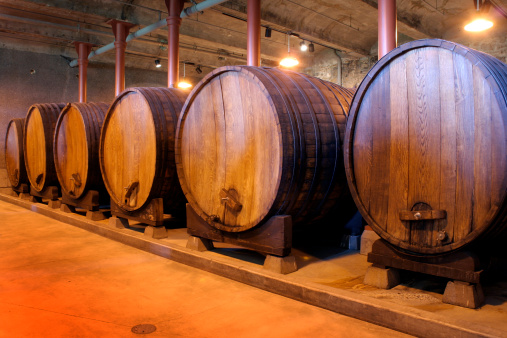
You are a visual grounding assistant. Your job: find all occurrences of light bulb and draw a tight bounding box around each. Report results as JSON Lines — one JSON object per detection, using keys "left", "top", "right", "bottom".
{"left": 280, "top": 56, "right": 299, "bottom": 67}
{"left": 464, "top": 18, "right": 493, "bottom": 32}
{"left": 178, "top": 81, "right": 192, "bottom": 89}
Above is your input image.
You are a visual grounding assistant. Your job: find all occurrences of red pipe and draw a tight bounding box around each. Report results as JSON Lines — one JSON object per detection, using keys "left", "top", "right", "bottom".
{"left": 74, "top": 42, "right": 93, "bottom": 103}
{"left": 108, "top": 19, "right": 135, "bottom": 96}
{"left": 165, "top": 0, "right": 185, "bottom": 88}
{"left": 378, "top": 0, "right": 397, "bottom": 59}
{"left": 247, "top": 0, "right": 261, "bottom": 67}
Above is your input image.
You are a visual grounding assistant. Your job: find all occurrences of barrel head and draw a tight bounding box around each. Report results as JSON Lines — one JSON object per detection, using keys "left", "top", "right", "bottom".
{"left": 54, "top": 105, "right": 89, "bottom": 198}
{"left": 346, "top": 40, "right": 507, "bottom": 255}
{"left": 101, "top": 91, "right": 157, "bottom": 211}
{"left": 177, "top": 68, "right": 282, "bottom": 231}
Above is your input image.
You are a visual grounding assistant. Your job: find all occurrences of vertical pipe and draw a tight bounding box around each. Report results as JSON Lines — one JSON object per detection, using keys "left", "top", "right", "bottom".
{"left": 74, "top": 42, "right": 93, "bottom": 102}
{"left": 108, "top": 19, "right": 135, "bottom": 96}
{"left": 247, "top": 0, "right": 261, "bottom": 66}
{"left": 166, "top": 0, "right": 185, "bottom": 88}
{"left": 378, "top": 0, "right": 397, "bottom": 60}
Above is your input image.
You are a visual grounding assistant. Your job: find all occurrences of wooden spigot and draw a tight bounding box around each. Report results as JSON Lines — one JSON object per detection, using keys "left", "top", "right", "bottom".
{"left": 220, "top": 189, "right": 242, "bottom": 212}
{"left": 124, "top": 181, "right": 139, "bottom": 207}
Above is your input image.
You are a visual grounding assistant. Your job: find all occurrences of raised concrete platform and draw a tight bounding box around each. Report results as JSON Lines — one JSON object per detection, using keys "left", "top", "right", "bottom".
{"left": 1, "top": 193, "right": 506, "bottom": 338}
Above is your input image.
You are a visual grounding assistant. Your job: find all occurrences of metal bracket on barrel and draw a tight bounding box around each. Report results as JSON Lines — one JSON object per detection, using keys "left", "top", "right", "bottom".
{"left": 399, "top": 209, "right": 446, "bottom": 221}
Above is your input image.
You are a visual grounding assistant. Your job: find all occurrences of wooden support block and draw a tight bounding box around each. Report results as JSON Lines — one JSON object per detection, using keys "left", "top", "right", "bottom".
{"left": 60, "top": 203, "right": 76, "bottom": 213}
{"left": 442, "top": 281, "right": 484, "bottom": 309}
{"left": 111, "top": 198, "right": 164, "bottom": 226}
{"left": 13, "top": 183, "right": 30, "bottom": 194}
{"left": 367, "top": 239, "right": 482, "bottom": 283}
{"left": 144, "top": 226, "right": 168, "bottom": 239}
{"left": 360, "top": 229, "right": 380, "bottom": 255}
{"left": 186, "top": 204, "right": 292, "bottom": 256}
{"left": 47, "top": 199, "right": 61, "bottom": 209}
{"left": 363, "top": 265, "right": 400, "bottom": 289}
{"left": 30, "top": 185, "right": 59, "bottom": 201}
{"left": 86, "top": 210, "right": 106, "bottom": 221}
{"left": 263, "top": 255, "right": 298, "bottom": 274}
{"left": 19, "top": 193, "right": 34, "bottom": 201}
{"left": 61, "top": 190, "right": 102, "bottom": 212}
{"left": 109, "top": 216, "right": 129, "bottom": 229}
{"left": 186, "top": 236, "right": 215, "bottom": 252}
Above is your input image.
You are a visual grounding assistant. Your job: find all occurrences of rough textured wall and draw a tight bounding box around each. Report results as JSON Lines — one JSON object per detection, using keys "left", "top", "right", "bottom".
{"left": 341, "top": 56, "right": 377, "bottom": 89}
{"left": 454, "top": 34, "right": 507, "bottom": 64}
{"left": 302, "top": 49, "right": 376, "bottom": 89}
{"left": 302, "top": 49, "right": 342, "bottom": 85}
{"left": 0, "top": 47, "right": 168, "bottom": 170}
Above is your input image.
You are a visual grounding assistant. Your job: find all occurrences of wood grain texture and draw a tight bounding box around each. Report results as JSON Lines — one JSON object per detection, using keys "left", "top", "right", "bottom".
{"left": 4, "top": 118, "right": 28, "bottom": 188}
{"left": 100, "top": 87, "right": 187, "bottom": 214}
{"left": 24, "top": 103, "right": 65, "bottom": 192}
{"left": 387, "top": 56, "right": 409, "bottom": 244}
{"left": 176, "top": 66, "right": 356, "bottom": 232}
{"left": 345, "top": 39, "right": 507, "bottom": 255}
{"left": 54, "top": 102, "right": 109, "bottom": 199}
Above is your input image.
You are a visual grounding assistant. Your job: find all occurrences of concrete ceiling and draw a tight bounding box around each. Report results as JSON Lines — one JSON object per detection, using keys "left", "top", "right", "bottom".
{"left": 0, "top": 0, "right": 506, "bottom": 79}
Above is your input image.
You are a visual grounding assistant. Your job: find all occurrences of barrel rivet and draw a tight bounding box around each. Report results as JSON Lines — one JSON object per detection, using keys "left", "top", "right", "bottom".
{"left": 437, "top": 231, "right": 447, "bottom": 241}
{"left": 414, "top": 212, "right": 422, "bottom": 220}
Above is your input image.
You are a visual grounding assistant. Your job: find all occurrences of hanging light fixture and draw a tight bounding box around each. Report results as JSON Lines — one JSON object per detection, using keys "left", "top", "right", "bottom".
{"left": 465, "top": 0, "right": 493, "bottom": 32}
{"left": 265, "top": 27, "right": 272, "bottom": 38}
{"left": 300, "top": 40, "right": 308, "bottom": 52}
{"left": 178, "top": 63, "right": 192, "bottom": 89}
{"left": 280, "top": 32, "right": 299, "bottom": 68}
{"left": 308, "top": 42, "right": 315, "bottom": 53}
{"left": 155, "top": 59, "right": 161, "bottom": 68}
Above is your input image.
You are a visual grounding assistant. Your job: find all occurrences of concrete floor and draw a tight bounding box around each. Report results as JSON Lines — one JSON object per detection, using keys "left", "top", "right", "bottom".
{"left": 0, "top": 200, "right": 411, "bottom": 337}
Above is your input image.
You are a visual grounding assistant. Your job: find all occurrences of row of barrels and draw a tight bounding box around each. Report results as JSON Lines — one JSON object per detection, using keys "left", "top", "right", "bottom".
{"left": 5, "top": 39, "right": 507, "bottom": 257}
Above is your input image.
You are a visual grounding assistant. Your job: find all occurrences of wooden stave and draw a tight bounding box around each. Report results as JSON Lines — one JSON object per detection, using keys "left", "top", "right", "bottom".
{"left": 53, "top": 102, "right": 109, "bottom": 199}
{"left": 4, "top": 118, "right": 28, "bottom": 188}
{"left": 465, "top": 49, "right": 507, "bottom": 249}
{"left": 99, "top": 87, "right": 187, "bottom": 213}
{"left": 259, "top": 68, "right": 355, "bottom": 225}
{"left": 344, "top": 39, "right": 507, "bottom": 255}
{"left": 23, "top": 103, "right": 65, "bottom": 192}
{"left": 175, "top": 66, "right": 356, "bottom": 232}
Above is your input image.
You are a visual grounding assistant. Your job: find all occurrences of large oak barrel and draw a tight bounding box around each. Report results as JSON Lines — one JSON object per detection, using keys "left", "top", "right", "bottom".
{"left": 176, "top": 66, "right": 357, "bottom": 233}
{"left": 5, "top": 118, "right": 28, "bottom": 189}
{"left": 54, "top": 102, "right": 109, "bottom": 199}
{"left": 344, "top": 39, "right": 507, "bottom": 255}
{"left": 99, "top": 87, "right": 187, "bottom": 214}
{"left": 24, "top": 103, "right": 65, "bottom": 192}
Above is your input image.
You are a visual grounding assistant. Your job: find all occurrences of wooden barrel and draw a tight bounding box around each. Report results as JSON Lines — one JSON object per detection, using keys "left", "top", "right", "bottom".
{"left": 53, "top": 102, "right": 109, "bottom": 199}
{"left": 4, "top": 118, "right": 28, "bottom": 189}
{"left": 176, "top": 66, "right": 357, "bottom": 233}
{"left": 99, "top": 87, "right": 187, "bottom": 213}
{"left": 24, "top": 103, "right": 65, "bottom": 192}
{"left": 344, "top": 39, "right": 507, "bottom": 255}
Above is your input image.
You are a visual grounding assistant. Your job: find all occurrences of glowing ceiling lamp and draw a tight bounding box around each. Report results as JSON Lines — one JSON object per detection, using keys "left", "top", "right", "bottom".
{"left": 464, "top": 0, "right": 493, "bottom": 32}
{"left": 465, "top": 18, "right": 493, "bottom": 31}
{"left": 178, "top": 62, "right": 192, "bottom": 89}
{"left": 300, "top": 41, "right": 308, "bottom": 52}
{"left": 280, "top": 32, "right": 299, "bottom": 68}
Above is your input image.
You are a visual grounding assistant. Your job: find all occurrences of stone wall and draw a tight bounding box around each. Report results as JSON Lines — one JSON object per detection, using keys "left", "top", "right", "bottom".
{"left": 341, "top": 56, "right": 377, "bottom": 89}
{"left": 302, "top": 49, "right": 376, "bottom": 89}
{"left": 453, "top": 34, "right": 507, "bottom": 64}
